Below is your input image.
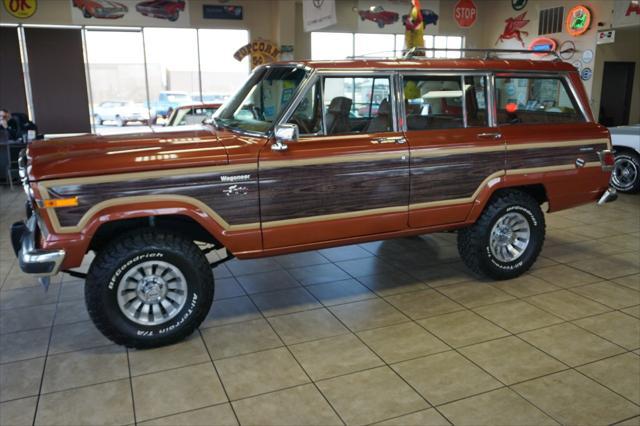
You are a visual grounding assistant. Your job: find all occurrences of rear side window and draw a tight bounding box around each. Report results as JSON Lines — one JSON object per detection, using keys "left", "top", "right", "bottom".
{"left": 403, "top": 76, "right": 464, "bottom": 130}
{"left": 495, "top": 76, "right": 585, "bottom": 125}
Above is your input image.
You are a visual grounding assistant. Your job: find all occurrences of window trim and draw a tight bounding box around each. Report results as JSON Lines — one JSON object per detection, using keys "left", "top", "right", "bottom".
{"left": 493, "top": 73, "right": 588, "bottom": 125}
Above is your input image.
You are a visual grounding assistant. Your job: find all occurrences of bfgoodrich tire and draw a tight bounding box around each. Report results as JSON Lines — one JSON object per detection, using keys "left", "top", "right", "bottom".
{"left": 457, "top": 191, "right": 545, "bottom": 280}
{"left": 611, "top": 150, "right": 640, "bottom": 193}
{"left": 85, "top": 230, "right": 214, "bottom": 348}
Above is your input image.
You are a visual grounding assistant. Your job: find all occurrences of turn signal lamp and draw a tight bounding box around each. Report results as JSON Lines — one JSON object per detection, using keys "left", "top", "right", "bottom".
{"left": 40, "top": 197, "right": 79, "bottom": 208}
{"left": 598, "top": 150, "right": 615, "bottom": 172}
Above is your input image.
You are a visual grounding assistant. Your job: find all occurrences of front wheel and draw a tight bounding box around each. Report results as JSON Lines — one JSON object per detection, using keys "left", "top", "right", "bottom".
{"left": 457, "top": 191, "right": 545, "bottom": 280}
{"left": 85, "top": 230, "right": 214, "bottom": 348}
{"left": 611, "top": 151, "right": 640, "bottom": 193}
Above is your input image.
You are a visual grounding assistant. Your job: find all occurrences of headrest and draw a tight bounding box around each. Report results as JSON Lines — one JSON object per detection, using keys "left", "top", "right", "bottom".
{"left": 377, "top": 99, "right": 391, "bottom": 115}
{"left": 328, "top": 96, "right": 352, "bottom": 114}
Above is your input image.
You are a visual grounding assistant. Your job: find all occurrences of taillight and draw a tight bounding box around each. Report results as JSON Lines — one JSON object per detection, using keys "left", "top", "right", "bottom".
{"left": 598, "top": 150, "right": 615, "bottom": 171}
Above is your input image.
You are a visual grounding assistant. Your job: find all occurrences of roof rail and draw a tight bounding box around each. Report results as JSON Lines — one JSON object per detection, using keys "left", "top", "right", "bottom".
{"left": 403, "top": 47, "right": 560, "bottom": 60}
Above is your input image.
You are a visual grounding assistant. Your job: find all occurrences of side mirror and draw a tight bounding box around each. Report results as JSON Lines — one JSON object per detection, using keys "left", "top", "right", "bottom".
{"left": 271, "top": 123, "right": 298, "bottom": 152}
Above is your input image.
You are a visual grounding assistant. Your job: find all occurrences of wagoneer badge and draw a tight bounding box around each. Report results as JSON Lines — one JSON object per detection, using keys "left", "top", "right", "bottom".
{"left": 220, "top": 174, "right": 250, "bottom": 182}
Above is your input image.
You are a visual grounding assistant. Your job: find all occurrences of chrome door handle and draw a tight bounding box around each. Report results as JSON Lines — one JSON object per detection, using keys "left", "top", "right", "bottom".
{"left": 478, "top": 132, "right": 502, "bottom": 140}
{"left": 372, "top": 136, "right": 407, "bottom": 144}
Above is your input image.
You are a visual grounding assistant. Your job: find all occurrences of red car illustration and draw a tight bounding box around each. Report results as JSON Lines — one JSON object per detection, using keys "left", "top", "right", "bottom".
{"left": 73, "top": 0, "right": 128, "bottom": 19}
{"left": 136, "top": 0, "right": 186, "bottom": 22}
{"left": 353, "top": 6, "right": 399, "bottom": 28}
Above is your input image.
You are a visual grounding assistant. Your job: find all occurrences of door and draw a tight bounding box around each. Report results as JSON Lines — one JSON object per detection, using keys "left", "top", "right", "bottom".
{"left": 401, "top": 73, "right": 505, "bottom": 227}
{"left": 599, "top": 62, "right": 635, "bottom": 127}
{"left": 259, "top": 73, "right": 410, "bottom": 249}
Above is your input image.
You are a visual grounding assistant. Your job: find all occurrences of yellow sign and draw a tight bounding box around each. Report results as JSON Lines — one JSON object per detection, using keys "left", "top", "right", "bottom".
{"left": 3, "top": 0, "right": 37, "bottom": 19}
{"left": 234, "top": 38, "right": 280, "bottom": 68}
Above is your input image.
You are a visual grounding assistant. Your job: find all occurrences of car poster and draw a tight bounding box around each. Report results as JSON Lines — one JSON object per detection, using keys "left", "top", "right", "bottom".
{"left": 355, "top": 0, "right": 440, "bottom": 35}
{"left": 71, "top": 0, "right": 190, "bottom": 26}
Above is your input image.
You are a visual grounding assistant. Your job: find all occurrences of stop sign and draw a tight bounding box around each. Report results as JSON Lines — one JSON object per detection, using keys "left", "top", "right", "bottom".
{"left": 454, "top": 0, "right": 477, "bottom": 28}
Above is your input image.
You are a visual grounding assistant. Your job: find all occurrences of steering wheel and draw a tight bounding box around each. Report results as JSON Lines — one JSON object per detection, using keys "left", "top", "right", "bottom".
{"left": 290, "top": 115, "right": 311, "bottom": 134}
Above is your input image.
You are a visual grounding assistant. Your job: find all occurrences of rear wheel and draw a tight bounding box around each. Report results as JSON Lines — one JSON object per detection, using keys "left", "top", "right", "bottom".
{"left": 611, "top": 151, "right": 640, "bottom": 193}
{"left": 85, "top": 230, "right": 214, "bottom": 348}
{"left": 83, "top": 8, "right": 92, "bottom": 18}
{"left": 457, "top": 191, "right": 545, "bottom": 280}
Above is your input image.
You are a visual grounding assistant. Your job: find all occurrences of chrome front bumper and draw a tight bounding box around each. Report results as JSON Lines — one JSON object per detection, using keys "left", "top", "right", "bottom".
{"left": 11, "top": 216, "right": 65, "bottom": 279}
{"left": 597, "top": 188, "right": 618, "bottom": 205}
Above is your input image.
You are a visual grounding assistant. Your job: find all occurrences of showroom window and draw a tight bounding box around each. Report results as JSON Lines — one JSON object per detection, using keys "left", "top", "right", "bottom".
{"left": 495, "top": 76, "right": 585, "bottom": 125}
{"left": 85, "top": 29, "right": 149, "bottom": 132}
{"left": 84, "top": 27, "right": 249, "bottom": 135}
{"left": 312, "top": 32, "right": 464, "bottom": 59}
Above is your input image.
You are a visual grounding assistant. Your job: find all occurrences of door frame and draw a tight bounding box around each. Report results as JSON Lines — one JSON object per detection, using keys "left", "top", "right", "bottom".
{"left": 600, "top": 61, "right": 635, "bottom": 126}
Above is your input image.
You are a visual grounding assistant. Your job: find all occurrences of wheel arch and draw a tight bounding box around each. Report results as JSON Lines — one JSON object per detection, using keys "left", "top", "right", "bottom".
{"left": 467, "top": 182, "right": 548, "bottom": 223}
{"left": 88, "top": 214, "right": 222, "bottom": 253}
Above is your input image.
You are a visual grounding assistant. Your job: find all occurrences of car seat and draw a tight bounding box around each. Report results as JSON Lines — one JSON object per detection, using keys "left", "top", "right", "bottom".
{"left": 365, "top": 99, "right": 392, "bottom": 133}
{"left": 325, "top": 97, "right": 352, "bottom": 135}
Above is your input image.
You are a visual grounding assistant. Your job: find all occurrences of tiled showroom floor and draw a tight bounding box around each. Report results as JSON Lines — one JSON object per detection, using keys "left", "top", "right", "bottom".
{"left": 1, "top": 186, "right": 639, "bottom": 426}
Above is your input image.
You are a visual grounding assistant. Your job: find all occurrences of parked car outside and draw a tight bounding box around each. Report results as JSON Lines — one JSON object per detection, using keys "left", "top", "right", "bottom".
{"left": 609, "top": 124, "right": 640, "bottom": 193}
{"left": 12, "top": 53, "right": 616, "bottom": 349}
{"left": 151, "top": 91, "right": 192, "bottom": 121}
{"left": 73, "top": 0, "right": 128, "bottom": 19}
{"left": 94, "top": 101, "right": 155, "bottom": 127}
{"left": 136, "top": 0, "right": 185, "bottom": 21}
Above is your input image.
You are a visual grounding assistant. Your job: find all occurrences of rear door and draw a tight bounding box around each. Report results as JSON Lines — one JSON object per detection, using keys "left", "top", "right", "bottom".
{"left": 259, "top": 72, "right": 410, "bottom": 249}
{"left": 400, "top": 72, "right": 506, "bottom": 227}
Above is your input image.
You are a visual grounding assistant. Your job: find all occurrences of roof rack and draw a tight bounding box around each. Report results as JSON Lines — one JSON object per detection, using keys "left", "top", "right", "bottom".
{"left": 403, "top": 47, "right": 560, "bottom": 60}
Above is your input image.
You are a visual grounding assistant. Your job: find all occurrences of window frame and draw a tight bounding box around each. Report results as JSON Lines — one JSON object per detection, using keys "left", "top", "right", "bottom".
{"left": 279, "top": 70, "right": 399, "bottom": 138}
{"left": 397, "top": 71, "right": 495, "bottom": 131}
{"left": 493, "top": 72, "right": 589, "bottom": 125}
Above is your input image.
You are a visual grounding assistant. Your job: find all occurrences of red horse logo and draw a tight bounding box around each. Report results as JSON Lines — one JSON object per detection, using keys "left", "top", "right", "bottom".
{"left": 496, "top": 12, "right": 530, "bottom": 47}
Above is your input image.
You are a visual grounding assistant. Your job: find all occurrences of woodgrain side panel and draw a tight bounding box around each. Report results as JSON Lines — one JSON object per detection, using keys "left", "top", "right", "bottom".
{"left": 47, "top": 169, "right": 259, "bottom": 228}
{"left": 258, "top": 157, "right": 410, "bottom": 223}
{"left": 411, "top": 151, "right": 505, "bottom": 204}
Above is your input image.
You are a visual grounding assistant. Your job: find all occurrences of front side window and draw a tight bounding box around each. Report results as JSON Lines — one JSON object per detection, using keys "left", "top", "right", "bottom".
{"left": 288, "top": 81, "right": 323, "bottom": 135}
{"left": 169, "top": 107, "right": 218, "bottom": 126}
{"left": 495, "top": 76, "right": 584, "bottom": 125}
{"left": 403, "top": 76, "right": 464, "bottom": 130}
{"left": 322, "top": 76, "right": 392, "bottom": 135}
{"left": 215, "top": 66, "right": 309, "bottom": 134}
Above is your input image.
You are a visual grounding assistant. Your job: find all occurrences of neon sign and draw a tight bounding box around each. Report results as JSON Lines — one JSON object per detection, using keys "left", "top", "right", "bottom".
{"left": 529, "top": 37, "right": 557, "bottom": 56}
{"left": 566, "top": 5, "right": 591, "bottom": 36}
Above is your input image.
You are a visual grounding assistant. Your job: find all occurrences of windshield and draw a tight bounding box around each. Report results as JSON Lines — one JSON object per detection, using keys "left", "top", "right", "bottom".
{"left": 215, "top": 66, "right": 309, "bottom": 134}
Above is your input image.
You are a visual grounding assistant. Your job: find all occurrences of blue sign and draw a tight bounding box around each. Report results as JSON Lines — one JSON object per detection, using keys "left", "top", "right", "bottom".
{"left": 581, "top": 67, "right": 593, "bottom": 81}
{"left": 203, "top": 5, "right": 243, "bottom": 20}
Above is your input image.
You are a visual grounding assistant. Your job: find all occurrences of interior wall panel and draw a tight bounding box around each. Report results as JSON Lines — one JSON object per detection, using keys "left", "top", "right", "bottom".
{"left": 25, "top": 27, "right": 91, "bottom": 134}
{"left": 0, "top": 27, "right": 28, "bottom": 115}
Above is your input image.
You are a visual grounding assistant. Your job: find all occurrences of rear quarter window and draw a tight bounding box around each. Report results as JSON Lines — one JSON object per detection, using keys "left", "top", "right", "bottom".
{"left": 495, "top": 76, "right": 585, "bottom": 125}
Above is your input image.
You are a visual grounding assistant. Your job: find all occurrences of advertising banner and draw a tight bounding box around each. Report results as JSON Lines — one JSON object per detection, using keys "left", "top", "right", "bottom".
{"left": 71, "top": 0, "right": 190, "bottom": 27}
{"left": 303, "top": 0, "right": 336, "bottom": 32}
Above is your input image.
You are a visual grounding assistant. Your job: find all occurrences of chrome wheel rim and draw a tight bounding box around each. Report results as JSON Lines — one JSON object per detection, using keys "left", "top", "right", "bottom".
{"left": 489, "top": 212, "right": 531, "bottom": 263}
{"left": 612, "top": 157, "right": 638, "bottom": 191}
{"left": 116, "top": 260, "right": 187, "bottom": 326}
